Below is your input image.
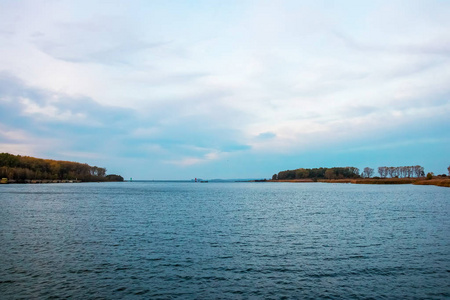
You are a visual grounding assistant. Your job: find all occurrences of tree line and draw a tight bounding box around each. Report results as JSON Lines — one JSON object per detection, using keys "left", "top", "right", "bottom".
{"left": 273, "top": 165, "right": 435, "bottom": 180}
{"left": 0, "top": 153, "right": 123, "bottom": 182}
{"left": 273, "top": 167, "right": 361, "bottom": 180}
{"left": 362, "top": 165, "right": 425, "bottom": 178}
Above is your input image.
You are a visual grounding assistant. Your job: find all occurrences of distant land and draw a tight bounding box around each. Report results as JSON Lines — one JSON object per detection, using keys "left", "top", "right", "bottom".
{"left": 0, "top": 153, "right": 123, "bottom": 183}
{"left": 126, "top": 178, "right": 266, "bottom": 183}
{"left": 2, "top": 152, "right": 448, "bottom": 187}
{"left": 270, "top": 166, "right": 450, "bottom": 188}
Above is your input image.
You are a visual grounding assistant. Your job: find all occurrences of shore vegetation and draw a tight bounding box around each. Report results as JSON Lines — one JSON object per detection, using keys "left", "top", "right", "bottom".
{"left": 271, "top": 165, "right": 449, "bottom": 188}
{"left": 0, "top": 153, "right": 123, "bottom": 183}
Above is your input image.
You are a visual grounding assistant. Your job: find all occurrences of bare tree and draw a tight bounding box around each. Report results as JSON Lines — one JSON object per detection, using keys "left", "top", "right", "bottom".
{"left": 363, "top": 167, "right": 374, "bottom": 178}
{"left": 407, "top": 166, "right": 414, "bottom": 178}
{"left": 419, "top": 166, "right": 425, "bottom": 177}
{"left": 378, "top": 166, "right": 387, "bottom": 178}
{"left": 413, "top": 165, "right": 424, "bottom": 178}
{"left": 394, "top": 167, "right": 400, "bottom": 178}
{"left": 378, "top": 165, "right": 425, "bottom": 178}
{"left": 387, "top": 167, "right": 395, "bottom": 178}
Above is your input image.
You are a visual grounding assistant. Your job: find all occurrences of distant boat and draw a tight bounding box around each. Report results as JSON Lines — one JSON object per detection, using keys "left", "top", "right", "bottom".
{"left": 200, "top": 180, "right": 208, "bottom": 183}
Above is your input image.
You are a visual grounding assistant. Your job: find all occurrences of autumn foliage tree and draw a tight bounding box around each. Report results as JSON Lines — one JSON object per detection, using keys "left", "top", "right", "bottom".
{"left": 276, "top": 167, "right": 360, "bottom": 180}
{"left": 0, "top": 153, "right": 122, "bottom": 182}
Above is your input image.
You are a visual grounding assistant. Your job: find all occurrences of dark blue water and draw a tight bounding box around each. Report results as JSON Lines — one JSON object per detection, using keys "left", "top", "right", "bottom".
{"left": 1, "top": 182, "right": 449, "bottom": 299}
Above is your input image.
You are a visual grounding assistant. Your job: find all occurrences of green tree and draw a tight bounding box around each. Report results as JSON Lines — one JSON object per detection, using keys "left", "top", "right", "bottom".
{"left": 105, "top": 174, "right": 124, "bottom": 181}
{"left": 324, "top": 169, "right": 335, "bottom": 179}
{"left": 295, "top": 168, "right": 309, "bottom": 178}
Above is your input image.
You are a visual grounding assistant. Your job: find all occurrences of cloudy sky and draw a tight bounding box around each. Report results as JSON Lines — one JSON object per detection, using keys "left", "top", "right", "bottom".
{"left": 1, "top": 0, "right": 449, "bottom": 179}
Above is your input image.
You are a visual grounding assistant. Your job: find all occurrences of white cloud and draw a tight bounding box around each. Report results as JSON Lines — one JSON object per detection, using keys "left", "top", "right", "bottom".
{"left": 0, "top": 143, "right": 36, "bottom": 156}
{"left": 0, "top": 126, "right": 30, "bottom": 142}
{"left": 19, "top": 97, "right": 87, "bottom": 122}
{"left": 55, "top": 151, "right": 103, "bottom": 160}
{"left": 0, "top": 0, "right": 449, "bottom": 177}
{"left": 165, "top": 151, "right": 223, "bottom": 167}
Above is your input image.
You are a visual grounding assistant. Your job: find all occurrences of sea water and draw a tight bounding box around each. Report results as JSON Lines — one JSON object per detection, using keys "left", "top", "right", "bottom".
{"left": 0, "top": 182, "right": 449, "bottom": 299}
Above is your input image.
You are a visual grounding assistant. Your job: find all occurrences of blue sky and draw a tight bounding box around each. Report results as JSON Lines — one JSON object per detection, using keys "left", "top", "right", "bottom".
{"left": 0, "top": 0, "right": 449, "bottom": 179}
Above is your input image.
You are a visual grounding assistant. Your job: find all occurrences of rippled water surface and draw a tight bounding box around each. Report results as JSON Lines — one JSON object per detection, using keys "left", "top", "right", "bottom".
{"left": 1, "top": 182, "right": 449, "bottom": 299}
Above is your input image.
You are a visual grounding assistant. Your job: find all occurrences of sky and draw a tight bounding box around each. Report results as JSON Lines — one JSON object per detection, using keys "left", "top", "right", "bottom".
{"left": 0, "top": 0, "right": 449, "bottom": 180}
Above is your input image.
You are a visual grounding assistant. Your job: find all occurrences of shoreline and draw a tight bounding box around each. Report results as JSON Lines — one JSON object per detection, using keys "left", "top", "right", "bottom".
{"left": 268, "top": 177, "right": 450, "bottom": 188}
{"left": 1, "top": 179, "right": 82, "bottom": 184}
{"left": 0, "top": 179, "right": 123, "bottom": 184}
{"left": 2, "top": 178, "right": 449, "bottom": 188}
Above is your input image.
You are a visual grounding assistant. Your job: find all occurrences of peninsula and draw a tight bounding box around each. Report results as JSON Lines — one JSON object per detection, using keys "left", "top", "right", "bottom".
{"left": 270, "top": 166, "right": 450, "bottom": 187}
{"left": 0, "top": 153, "right": 123, "bottom": 183}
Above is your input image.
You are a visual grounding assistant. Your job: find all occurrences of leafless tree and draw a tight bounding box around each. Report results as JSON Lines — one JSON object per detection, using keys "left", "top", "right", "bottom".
{"left": 381, "top": 165, "right": 425, "bottom": 178}
{"left": 386, "top": 167, "right": 394, "bottom": 178}
{"left": 393, "top": 167, "right": 400, "bottom": 178}
{"left": 413, "top": 165, "right": 424, "bottom": 177}
{"left": 399, "top": 166, "right": 405, "bottom": 178}
{"left": 378, "top": 166, "right": 387, "bottom": 178}
{"left": 363, "top": 167, "right": 374, "bottom": 178}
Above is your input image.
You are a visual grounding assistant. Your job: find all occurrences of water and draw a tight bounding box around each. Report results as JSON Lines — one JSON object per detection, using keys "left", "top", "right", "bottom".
{"left": 0, "top": 182, "right": 449, "bottom": 299}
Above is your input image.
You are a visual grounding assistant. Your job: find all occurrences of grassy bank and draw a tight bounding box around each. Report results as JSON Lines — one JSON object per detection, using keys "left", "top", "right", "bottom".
{"left": 413, "top": 179, "right": 450, "bottom": 188}
{"left": 270, "top": 179, "right": 315, "bottom": 183}
{"left": 351, "top": 178, "right": 416, "bottom": 185}
{"left": 270, "top": 177, "right": 450, "bottom": 187}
